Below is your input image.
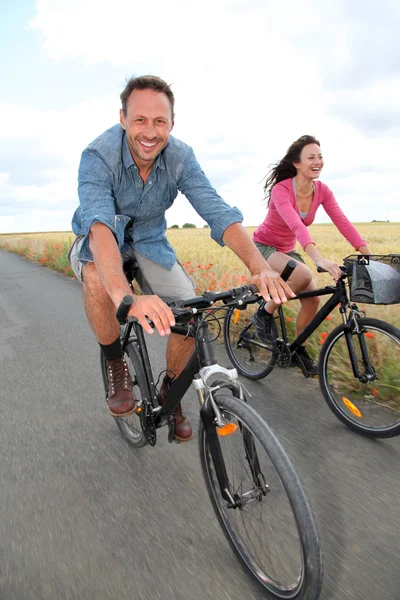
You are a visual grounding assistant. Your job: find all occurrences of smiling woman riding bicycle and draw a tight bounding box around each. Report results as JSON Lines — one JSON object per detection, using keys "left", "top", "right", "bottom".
{"left": 252, "top": 135, "right": 373, "bottom": 375}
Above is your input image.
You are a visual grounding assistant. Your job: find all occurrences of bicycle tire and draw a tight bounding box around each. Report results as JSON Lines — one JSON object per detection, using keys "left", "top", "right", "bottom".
{"left": 319, "top": 317, "right": 400, "bottom": 438}
{"left": 199, "top": 392, "right": 323, "bottom": 599}
{"left": 224, "top": 308, "right": 277, "bottom": 380}
{"left": 100, "top": 340, "right": 148, "bottom": 448}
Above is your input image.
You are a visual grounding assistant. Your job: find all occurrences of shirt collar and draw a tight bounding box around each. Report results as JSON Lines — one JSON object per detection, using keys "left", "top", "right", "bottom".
{"left": 122, "top": 132, "right": 166, "bottom": 171}
{"left": 156, "top": 150, "right": 166, "bottom": 170}
{"left": 122, "top": 132, "right": 135, "bottom": 170}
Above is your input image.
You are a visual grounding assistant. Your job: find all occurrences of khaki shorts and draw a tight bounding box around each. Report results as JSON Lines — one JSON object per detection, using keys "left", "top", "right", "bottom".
{"left": 67, "top": 236, "right": 196, "bottom": 302}
{"left": 254, "top": 242, "right": 305, "bottom": 265}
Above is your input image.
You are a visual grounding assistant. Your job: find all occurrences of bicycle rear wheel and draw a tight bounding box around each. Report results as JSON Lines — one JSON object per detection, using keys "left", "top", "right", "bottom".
{"left": 319, "top": 317, "right": 400, "bottom": 438}
{"left": 224, "top": 307, "right": 277, "bottom": 380}
{"left": 100, "top": 337, "right": 148, "bottom": 448}
{"left": 199, "top": 392, "right": 322, "bottom": 599}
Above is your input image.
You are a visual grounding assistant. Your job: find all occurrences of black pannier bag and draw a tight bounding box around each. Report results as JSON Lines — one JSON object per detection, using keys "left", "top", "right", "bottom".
{"left": 344, "top": 255, "right": 400, "bottom": 305}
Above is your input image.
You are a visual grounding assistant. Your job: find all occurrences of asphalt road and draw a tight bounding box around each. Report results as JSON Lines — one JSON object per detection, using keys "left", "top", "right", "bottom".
{"left": 1, "top": 249, "right": 399, "bottom": 600}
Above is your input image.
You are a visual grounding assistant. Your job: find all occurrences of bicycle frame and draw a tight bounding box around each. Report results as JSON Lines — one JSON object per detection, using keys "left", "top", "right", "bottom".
{"left": 121, "top": 315, "right": 220, "bottom": 420}
{"left": 121, "top": 303, "right": 263, "bottom": 506}
{"left": 278, "top": 283, "right": 347, "bottom": 352}
{"left": 276, "top": 276, "right": 374, "bottom": 381}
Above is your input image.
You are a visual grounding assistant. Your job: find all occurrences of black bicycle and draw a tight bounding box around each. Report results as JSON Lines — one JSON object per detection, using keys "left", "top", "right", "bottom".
{"left": 224, "top": 255, "right": 400, "bottom": 439}
{"left": 100, "top": 261, "right": 322, "bottom": 600}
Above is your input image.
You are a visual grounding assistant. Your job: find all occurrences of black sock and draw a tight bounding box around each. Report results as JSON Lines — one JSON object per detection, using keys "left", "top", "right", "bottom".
{"left": 99, "top": 337, "right": 122, "bottom": 361}
{"left": 257, "top": 306, "right": 273, "bottom": 319}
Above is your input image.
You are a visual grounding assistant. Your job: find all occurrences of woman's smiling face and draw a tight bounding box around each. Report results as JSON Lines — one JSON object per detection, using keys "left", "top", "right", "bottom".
{"left": 293, "top": 143, "right": 324, "bottom": 180}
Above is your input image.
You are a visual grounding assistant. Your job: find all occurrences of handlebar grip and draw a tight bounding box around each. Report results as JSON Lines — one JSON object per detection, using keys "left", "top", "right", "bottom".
{"left": 116, "top": 295, "right": 134, "bottom": 325}
{"left": 280, "top": 259, "right": 297, "bottom": 282}
{"left": 317, "top": 265, "right": 347, "bottom": 275}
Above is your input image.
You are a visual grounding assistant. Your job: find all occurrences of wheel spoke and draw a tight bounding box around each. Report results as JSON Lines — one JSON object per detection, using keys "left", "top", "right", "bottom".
{"left": 224, "top": 309, "right": 277, "bottom": 380}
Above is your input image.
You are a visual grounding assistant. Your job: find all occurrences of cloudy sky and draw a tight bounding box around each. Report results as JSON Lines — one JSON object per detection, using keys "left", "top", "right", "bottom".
{"left": 1, "top": 0, "right": 400, "bottom": 233}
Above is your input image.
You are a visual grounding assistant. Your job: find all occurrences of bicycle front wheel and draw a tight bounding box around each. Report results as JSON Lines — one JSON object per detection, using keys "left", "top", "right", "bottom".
{"left": 199, "top": 392, "right": 322, "bottom": 599}
{"left": 100, "top": 339, "right": 148, "bottom": 448}
{"left": 319, "top": 317, "right": 400, "bottom": 438}
{"left": 224, "top": 308, "right": 277, "bottom": 380}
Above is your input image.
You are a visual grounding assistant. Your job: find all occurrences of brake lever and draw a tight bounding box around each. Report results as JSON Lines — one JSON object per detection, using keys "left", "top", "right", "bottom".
{"left": 224, "top": 288, "right": 259, "bottom": 309}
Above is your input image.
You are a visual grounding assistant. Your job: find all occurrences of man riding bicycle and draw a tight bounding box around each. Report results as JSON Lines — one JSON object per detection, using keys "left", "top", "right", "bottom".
{"left": 68, "top": 75, "right": 294, "bottom": 441}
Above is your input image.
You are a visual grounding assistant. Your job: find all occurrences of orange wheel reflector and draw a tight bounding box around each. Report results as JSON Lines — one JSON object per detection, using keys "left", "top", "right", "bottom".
{"left": 233, "top": 310, "right": 240, "bottom": 325}
{"left": 342, "top": 397, "right": 362, "bottom": 418}
{"left": 365, "top": 333, "right": 375, "bottom": 339}
{"left": 217, "top": 423, "right": 238, "bottom": 436}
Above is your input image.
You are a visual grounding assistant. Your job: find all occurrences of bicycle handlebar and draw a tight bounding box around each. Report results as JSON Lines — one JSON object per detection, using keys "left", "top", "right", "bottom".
{"left": 316, "top": 265, "right": 348, "bottom": 276}
{"left": 115, "top": 259, "right": 297, "bottom": 325}
{"left": 168, "top": 259, "right": 297, "bottom": 321}
{"left": 116, "top": 295, "right": 135, "bottom": 324}
{"left": 280, "top": 259, "right": 297, "bottom": 281}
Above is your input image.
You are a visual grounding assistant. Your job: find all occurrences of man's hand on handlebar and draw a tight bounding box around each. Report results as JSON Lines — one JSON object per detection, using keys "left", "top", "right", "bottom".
{"left": 127, "top": 295, "right": 176, "bottom": 336}
{"left": 249, "top": 267, "right": 296, "bottom": 304}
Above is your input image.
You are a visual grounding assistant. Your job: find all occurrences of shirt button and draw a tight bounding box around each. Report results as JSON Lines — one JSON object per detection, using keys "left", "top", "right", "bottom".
{"left": 149, "top": 180, "right": 152, "bottom": 185}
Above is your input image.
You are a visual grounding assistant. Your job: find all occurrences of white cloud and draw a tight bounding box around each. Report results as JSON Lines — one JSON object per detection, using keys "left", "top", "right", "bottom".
{"left": 0, "top": 97, "right": 118, "bottom": 161}
{"left": 0, "top": 98, "right": 119, "bottom": 232}
{"left": 1, "top": 0, "right": 399, "bottom": 233}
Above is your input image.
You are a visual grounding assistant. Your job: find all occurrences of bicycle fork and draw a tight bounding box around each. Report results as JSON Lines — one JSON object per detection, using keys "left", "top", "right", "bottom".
{"left": 195, "top": 319, "right": 268, "bottom": 507}
{"left": 344, "top": 320, "right": 376, "bottom": 383}
{"left": 199, "top": 381, "right": 268, "bottom": 508}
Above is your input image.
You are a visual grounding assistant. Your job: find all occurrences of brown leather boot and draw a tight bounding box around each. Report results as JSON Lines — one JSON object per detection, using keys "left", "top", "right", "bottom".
{"left": 106, "top": 357, "right": 136, "bottom": 417}
{"left": 158, "top": 379, "right": 193, "bottom": 442}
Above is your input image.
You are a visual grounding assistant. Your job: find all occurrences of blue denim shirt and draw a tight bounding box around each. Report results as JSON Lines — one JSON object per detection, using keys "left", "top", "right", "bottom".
{"left": 71, "top": 124, "right": 243, "bottom": 270}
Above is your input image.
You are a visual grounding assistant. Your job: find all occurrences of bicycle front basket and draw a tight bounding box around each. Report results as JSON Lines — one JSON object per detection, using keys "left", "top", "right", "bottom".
{"left": 344, "top": 254, "right": 400, "bottom": 305}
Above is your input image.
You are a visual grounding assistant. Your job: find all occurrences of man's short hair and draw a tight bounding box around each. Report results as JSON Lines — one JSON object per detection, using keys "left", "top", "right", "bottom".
{"left": 120, "top": 75, "right": 175, "bottom": 118}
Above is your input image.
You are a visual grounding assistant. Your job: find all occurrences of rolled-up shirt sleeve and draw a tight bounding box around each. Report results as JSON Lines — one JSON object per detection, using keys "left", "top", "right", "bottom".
{"left": 177, "top": 148, "right": 243, "bottom": 245}
{"left": 272, "top": 186, "right": 315, "bottom": 249}
{"left": 77, "top": 150, "right": 128, "bottom": 262}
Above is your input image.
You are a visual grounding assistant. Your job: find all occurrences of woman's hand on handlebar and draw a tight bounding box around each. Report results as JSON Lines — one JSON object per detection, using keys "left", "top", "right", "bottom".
{"left": 249, "top": 268, "right": 296, "bottom": 304}
{"left": 128, "top": 295, "right": 176, "bottom": 336}
{"left": 315, "top": 258, "right": 342, "bottom": 282}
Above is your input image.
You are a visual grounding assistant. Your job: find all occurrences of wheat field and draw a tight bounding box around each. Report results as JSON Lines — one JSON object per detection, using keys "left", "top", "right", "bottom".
{"left": 1, "top": 222, "right": 399, "bottom": 328}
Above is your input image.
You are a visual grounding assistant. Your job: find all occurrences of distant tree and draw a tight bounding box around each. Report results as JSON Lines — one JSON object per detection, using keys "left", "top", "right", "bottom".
{"left": 169, "top": 224, "right": 179, "bottom": 229}
{"left": 182, "top": 223, "right": 196, "bottom": 228}
{"left": 203, "top": 224, "right": 210, "bottom": 228}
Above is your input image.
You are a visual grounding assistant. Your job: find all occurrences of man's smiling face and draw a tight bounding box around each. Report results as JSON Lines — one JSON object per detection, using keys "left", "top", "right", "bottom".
{"left": 120, "top": 88, "right": 174, "bottom": 168}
